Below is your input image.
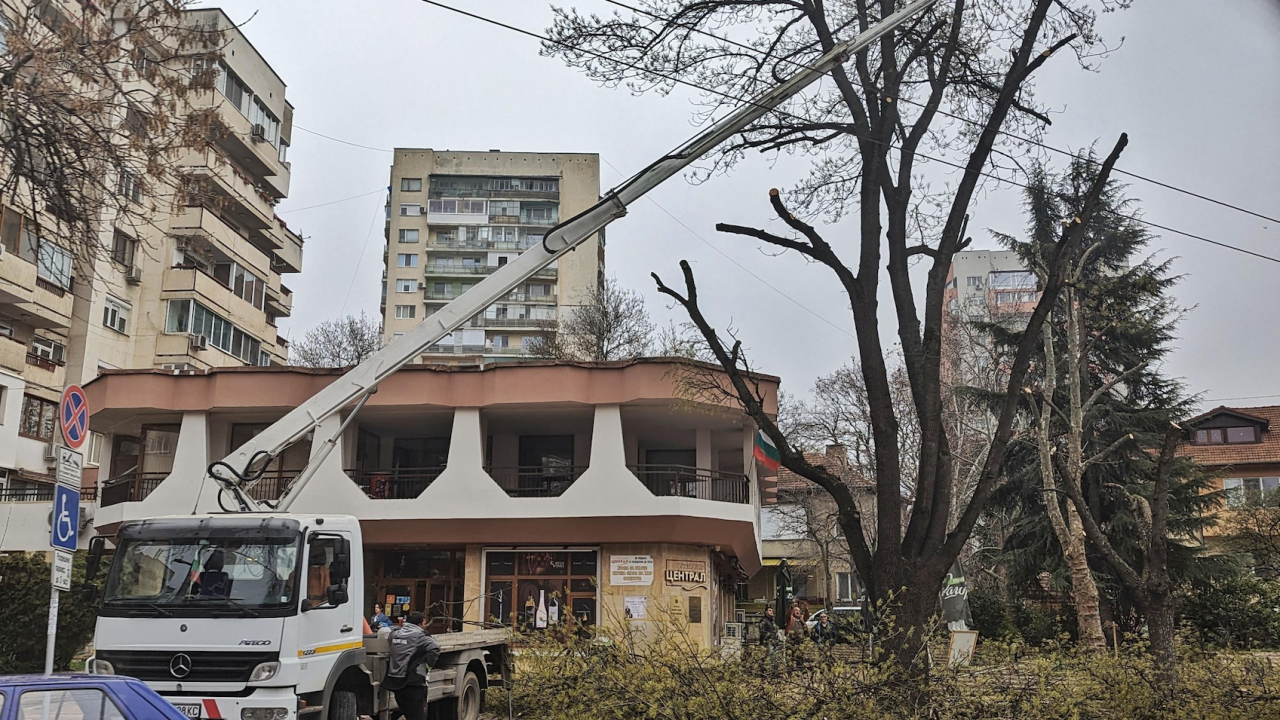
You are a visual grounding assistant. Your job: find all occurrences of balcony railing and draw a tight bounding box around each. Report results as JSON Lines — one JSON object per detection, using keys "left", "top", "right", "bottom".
{"left": 0, "top": 485, "right": 98, "bottom": 503}
{"left": 100, "top": 472, "right": 168, "bottom": 506}
{"left": 25, "top": 353, "right": 65, "bottom": 371}
{"left": 424, "top": 265, "right": 557, "bottom": 279}
{"left": 349, "top": 467, "right": 445, "bottom": 499}
{"left": 487, "top": 466, "right": 587, "bottom": 498}
{"left": 100, "top": 469, "right": 291, "bottom": 507}
{"left": 429, "top": 237, "right": 538, "bottom": 252}
{"left": 631, "top": 465, "right": 751, "bottom": 504}
{"left": 425, "top": 343, "right": 487, "bottom": 355}
{"left": 489, "top": 214, "right": 558, "bottom": 226}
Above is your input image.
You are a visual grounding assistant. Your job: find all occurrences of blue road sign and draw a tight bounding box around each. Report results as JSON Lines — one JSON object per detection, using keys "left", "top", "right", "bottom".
{"left": 51, "top": 484, "right": 79, "bottom": 552}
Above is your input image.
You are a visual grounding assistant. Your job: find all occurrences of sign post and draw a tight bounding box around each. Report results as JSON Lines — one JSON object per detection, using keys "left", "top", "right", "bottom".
{"left": 47, "top": 385, "right": 88, "bottom": 674}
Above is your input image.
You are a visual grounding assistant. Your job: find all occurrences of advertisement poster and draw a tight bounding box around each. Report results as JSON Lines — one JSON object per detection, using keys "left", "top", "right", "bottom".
{"left": 624, "top": 595, "right": 648, "bottom": 620}
{"left": 610, "top": 555, "right": 654, "bottom": 586}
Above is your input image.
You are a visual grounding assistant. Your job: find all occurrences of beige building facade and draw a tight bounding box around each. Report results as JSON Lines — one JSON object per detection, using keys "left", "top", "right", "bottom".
{"left": 0, "top": 7, "right": 302, "bottom": 541}
{"left": 381, "top": 149, "right": 602, "bottom": 364}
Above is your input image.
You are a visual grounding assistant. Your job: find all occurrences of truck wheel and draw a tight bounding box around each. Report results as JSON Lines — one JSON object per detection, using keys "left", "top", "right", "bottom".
{"left": 456, "top": 672, "right": 481, "bottom": 720}
{"left": 328, "top": 690, "right": 358, "bottom": 720}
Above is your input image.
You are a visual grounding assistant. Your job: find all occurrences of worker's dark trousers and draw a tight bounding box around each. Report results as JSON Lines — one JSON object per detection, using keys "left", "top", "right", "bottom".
{"left": 393, "top": 686, "right": 427, "bottom": 720}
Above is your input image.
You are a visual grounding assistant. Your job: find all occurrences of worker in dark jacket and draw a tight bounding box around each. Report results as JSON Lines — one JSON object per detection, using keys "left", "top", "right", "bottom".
{"left": 381, "top": 611, "right": 441, "bottom": 720}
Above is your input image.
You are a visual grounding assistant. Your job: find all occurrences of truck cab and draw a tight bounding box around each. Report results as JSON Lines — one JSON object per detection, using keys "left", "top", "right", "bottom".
{"left": 90, "top": 514, "right": 363, "bottom": 720}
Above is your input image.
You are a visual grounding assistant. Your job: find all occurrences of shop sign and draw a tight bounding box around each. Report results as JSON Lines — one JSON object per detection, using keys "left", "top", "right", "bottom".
{"left": 664, "top": 559, "right": 707, "bottom": 586}
{"left": 610, "top": 555, "right": 654, "bottom": 586}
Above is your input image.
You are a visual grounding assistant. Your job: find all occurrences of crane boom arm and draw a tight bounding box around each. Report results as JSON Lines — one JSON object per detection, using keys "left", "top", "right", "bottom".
{"left": 214, "top": 0, "right": 938, "bottom": 511}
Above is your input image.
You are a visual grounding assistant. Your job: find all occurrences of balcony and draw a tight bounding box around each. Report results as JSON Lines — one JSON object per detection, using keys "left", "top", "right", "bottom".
{"left": 428, "top": 187, "right": 559, "bottom": 202}
{"left": 162, "top": 266, "right": 268, "bottom": 330}
{"left": 0, "top": 334, "right": 26, "bottom": 374}
{"left": 201, "top": 90, "right": 291, "bottom": 199}
{"left": 100, "top": 472, "right": 168, "bottom": 507}
{"left": 489, "top": 213, "right": 559, "bottom": 226}
{"left": 100, "top": 470, "right": 289, "bottom": 507}
{"left": 183, "top": 149, "right": 278, "bottom": 238}
{"left": 22, "top": 351, "right": 65, "bottom": 388}
{"left": 467, "top": 317, "right": 553, "bottom": 329}
{"left": 170, "top": 206, "right": 272, "bottom": 278}
{"left": 486, "top": 466, "right": 588, "bottom": 498}
{"left": 0, "top": 485, "right": 97, "bottom": 503}
{"left": 273, "top": 222, "right": 304, "bottom": 274}
{"left": 266, "top": 283, "right": 293, "bottom": 318}
{"left": 631, "top": 465, "right": 751, "bottom": 504}
{"left": 427, "top": 236, "right": 538, "bottom": 252}
{"left": 350, "top": 467, "right": 444, "bottom": 499}
{"left": 423, "top": 264, "right": 556, "bottom": 279}
{"left": 425, "top": 343, "right": 486, "bottom": 355}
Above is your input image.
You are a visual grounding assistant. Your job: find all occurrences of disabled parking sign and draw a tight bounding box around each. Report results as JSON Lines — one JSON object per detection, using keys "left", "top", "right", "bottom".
{"left": 50, "top": 484, "right": 79, "bottom": 552}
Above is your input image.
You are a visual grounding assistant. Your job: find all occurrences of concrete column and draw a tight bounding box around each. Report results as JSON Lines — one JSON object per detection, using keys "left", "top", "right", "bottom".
{"left": 285, "top": 413, "right": 371, "bottom": 513}
{"left": 446, "top": 408, "right": 485, "bottom": 472}
{"left": 589, "top": 404, "right": 626, "bottom": 469}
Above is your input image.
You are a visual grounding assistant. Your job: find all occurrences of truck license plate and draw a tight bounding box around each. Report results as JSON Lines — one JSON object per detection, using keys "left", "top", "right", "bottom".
{"left": 174, "top": 705, "right": 202, "bottom": 719}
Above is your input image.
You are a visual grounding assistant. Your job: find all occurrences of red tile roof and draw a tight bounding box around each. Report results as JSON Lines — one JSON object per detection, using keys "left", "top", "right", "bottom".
{"left": 774, "top": 446, "right": 870, "bottom": 494}
{"left": 1177, "top": 405, "right": 1280, "bottom": 468}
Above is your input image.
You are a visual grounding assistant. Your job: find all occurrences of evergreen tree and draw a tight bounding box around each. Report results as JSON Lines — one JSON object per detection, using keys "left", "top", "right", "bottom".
{"left": 984, "top": 153, "right": 1220, "bottom": 648}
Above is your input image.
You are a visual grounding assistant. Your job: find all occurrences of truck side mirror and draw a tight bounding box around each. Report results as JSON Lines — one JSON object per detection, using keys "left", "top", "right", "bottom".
{"left": 329, "top": 538, "right": 351, "bottom": 582}
{"left": 326, "top": 583, "right": 349, "bottom": 606}
{"left": 86, "top": 536, "right": 107, "bottom": 581}
{"left": 83, "top": 585, "right": 99, "bottom": 603}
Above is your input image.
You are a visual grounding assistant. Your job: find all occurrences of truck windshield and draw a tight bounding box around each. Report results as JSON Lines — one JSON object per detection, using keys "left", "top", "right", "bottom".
{"left": 102, "top": 535, "right": 300, "bottom": 615}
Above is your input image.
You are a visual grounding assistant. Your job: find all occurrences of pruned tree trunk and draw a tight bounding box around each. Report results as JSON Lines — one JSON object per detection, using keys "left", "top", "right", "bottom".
{"left": 1036, "top": 312, "right": 1106, "bottom": 651}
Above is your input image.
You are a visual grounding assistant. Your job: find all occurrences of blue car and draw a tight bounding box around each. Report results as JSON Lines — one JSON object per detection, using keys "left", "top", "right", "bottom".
{"left": 0, "top": 675, "right": 189, "bottom": 720}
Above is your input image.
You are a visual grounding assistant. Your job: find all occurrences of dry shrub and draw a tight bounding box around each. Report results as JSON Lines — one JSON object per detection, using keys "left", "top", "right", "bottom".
{"left": 497, "top": 615, "right": 1280, "bottom": 720}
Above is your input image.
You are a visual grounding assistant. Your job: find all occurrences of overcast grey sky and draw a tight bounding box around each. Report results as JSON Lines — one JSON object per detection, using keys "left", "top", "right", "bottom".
{"left": 206, "top": 0, "right": 1280, "bottom": 408}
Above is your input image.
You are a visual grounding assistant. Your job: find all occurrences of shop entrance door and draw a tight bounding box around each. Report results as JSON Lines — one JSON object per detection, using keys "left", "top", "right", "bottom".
{"left": 372, "top": 549, "right": 465, "bottom": 633}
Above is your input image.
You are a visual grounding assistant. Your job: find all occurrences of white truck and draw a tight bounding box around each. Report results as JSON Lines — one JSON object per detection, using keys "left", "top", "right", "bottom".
{"left": 86, "top": 515, "right": 505, "bottom": 720}
{"left": 80, "top": 3, "right": 936, "bottom": 720}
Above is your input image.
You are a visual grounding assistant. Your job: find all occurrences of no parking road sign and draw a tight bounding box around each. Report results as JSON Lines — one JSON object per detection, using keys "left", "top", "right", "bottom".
{"left": 60, "top": 385, "right": 89, "bottom": 449}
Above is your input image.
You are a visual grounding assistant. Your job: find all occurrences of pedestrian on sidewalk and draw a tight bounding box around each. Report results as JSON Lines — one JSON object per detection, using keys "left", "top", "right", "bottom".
{"left": 382, "top": 611, "right": 441, "bottom": 720}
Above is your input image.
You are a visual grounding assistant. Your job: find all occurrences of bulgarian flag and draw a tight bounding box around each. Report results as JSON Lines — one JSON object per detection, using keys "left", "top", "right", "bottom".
{"left": 753, "top": 430, "right": 781, "bottom": 472}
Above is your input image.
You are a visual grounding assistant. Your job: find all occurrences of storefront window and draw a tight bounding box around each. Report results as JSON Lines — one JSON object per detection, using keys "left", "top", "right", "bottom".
{"left": 485, "top": 550, "right": 597, "bottom": 631}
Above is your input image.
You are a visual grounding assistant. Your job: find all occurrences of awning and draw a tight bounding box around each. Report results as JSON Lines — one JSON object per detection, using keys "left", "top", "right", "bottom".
{"left": 761, "top": 558, "right": 785, "bottom": 566}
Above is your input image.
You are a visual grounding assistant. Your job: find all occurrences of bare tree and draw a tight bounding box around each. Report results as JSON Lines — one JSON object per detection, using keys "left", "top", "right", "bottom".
{"left": 0, "top": 0, "right": 226, "bottom": 277}
{"left": 527, "top": 276, "right": 655, "bottom": 361}
{"left": 290, "top": 313, "right": 383, "bottom": 368}
{"left": 550, "top": 0, "right": 1130, "bottom": 665}
{"left": 1226, "top": 496, "right": 1280, "bottom": 582}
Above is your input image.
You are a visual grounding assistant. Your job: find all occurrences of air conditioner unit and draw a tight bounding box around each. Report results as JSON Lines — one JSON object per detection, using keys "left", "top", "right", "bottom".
{"left": 250, "top": 124, "right": 266, "bottom": 142}
{"left": 44, "top": 443, "right": 58, "bottom": 461}
{"left": 125, "top": 266, "right": 143, "bottom": 284}
{"left": 418, "top": 282, "right": 426, "bottom": 290}
{"left": 189, "top": 334, "right": 208, "bottom": 351}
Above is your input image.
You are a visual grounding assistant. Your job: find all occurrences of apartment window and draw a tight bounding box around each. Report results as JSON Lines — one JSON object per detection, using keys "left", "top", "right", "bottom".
{"left": 217, "top": 63, "right": 252, "bottom": 116}
{"left": 989, "top": 270, "right": 1037, "bottom": 290}
{"left": 396, "top": 253, "right": 418, "bottom": 268}
{"left": 529, "top": 284, "right": 549, "bottom": 297}
{"left": 248, "top": 97, "right": 280, "bottom": 146}
{"left": 20, "top": 394, "right": 56, "bottom": 440}
{"left": 1227, "top": 426, "right": 1258, "bottom": 444}
{"left": 103, "top": 296, "right": 130, "bottom": 334}
{"left": 0, "top": 316, "right": 13, "bottom": 337}
{"left": 0, "top": 205, "right": 22, "bottom": 254}
{"left": 489, "top": 200, "right": 519, "bottom": 217}
{"left": 30, "top": 335, "right": 65, "bottom": 364}
{"left": 166, "top": 299, "right": 267, "bottom": 365}
{"left": 394, "top": 305, "right": 416, "bottom": 320}
{"left": 398, "top": 229, "right": 419, "bottom": 243}
{"left": 86, "top": 431, "right": 103, "bottom": 466}
{"left": 492, "top": 335, "right": 509, "bottom": 349}
{"left": 396, "top": 279, "right": 415, "bottom": 293}
{"left": 36, "top": 241, "right": 72, "bottom": 290}
{"left": 966, "top": 276, "right": 981, "bottom": 287}
{"left": 214, "top": 262, "right": 266, "bottom": 310}
{"left": 401, "top": 178, "right": 422, "bottom": 192}
{"left": 835, "top": 572, "right": 854, "bottom": 602}
{"left": 1223, "top": 477, "right": 1280, "bottom": 508}
{"left": 433, "top": 282, "right": 448, "bottom": 295}
{"left": 436, "top": 230, "right": 456, "bottom": 246}
{"left": 459, "top": 199, "right": 486, "bottom": 214}
{"left": 124, "top": 107, "right": 148, "bottom": 137}
{"left": 527, "top": 179, "right": 558, "bottom": 192}
{"left": 119, "top": 171, "right": 142, "bottom": 203}
{"left": 278, "top": 138, "right": 289, "bottom": 164}
{"left": 400, "top": 203, "right": 421, "bottom": 216}
{"left": 112, "top": 229, "right": 137, "bottom": 267}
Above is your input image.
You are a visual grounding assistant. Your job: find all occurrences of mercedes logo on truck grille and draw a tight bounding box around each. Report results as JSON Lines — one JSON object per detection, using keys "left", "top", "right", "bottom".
{"left": 169, "top": 653, "right": 192, "bottom": 678}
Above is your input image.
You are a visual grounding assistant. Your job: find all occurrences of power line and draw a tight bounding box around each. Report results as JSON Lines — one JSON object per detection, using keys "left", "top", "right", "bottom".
{"left": 414, "top": 0, "right": 1280, "bottom": 266}
{"left": 600, "top": 0, "right": 1280, "bottom": 228}
{"left": 339, "top": 198, "right": 386, "bottom": 317}
{"left": 1201, "top": 393, "right": 1280, "bottom": 405}
{"left": 279, "top": 188, "right": 387, "bottom": 214}
{"left": 600, "top": 158, "right": 857, "bottom": 340}
{"left": 293, "top": 124, "right": 394, "bottom": 153}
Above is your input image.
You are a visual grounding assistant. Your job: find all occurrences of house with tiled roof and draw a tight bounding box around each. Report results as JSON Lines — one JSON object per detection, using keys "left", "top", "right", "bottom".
{"left": 1178, "top": 405, "right": 1280, "bottom": 538}
{"left": 745, "top": 444, "right": 876, "bottom": 612}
